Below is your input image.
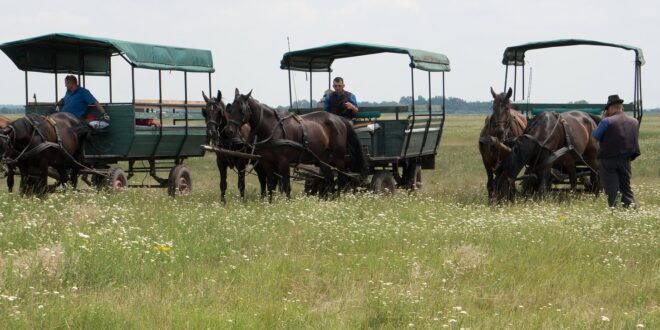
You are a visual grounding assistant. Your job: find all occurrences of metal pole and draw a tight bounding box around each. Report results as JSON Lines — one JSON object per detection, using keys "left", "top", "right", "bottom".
{"left": 402, "top": 66, "right": 416, "bottom": 158}
{"left": 328, "top": 71, "right": 331, "bottom": 89}
{"left": 419, "top": 71, "right": 433, "bottom": 155}
{"left": 55, "top": 72, "right": 58, "bottom": 103}
{"left": 522, "top": 63, "right": 525, "bottom": 100}
{"left": 158, "top": 70, "right": 163, "bottom": 104}
{"left": 288, "top": 68, "right": 293, "bottom": 109}
{"left": 411, "top": 67, "right": 416, "bottom": 116}
{"left": 131, "top": 67, "right": 135, "bottom": 103}
{"left": 637, "top": 64, "right": 644, "bottom": 123}
{"left": 25, "top": 71, "right": 29, "bottom": 107}
{"left": 428, "top": 71, "right": 432, "bottom": 115}
{"left": 513, "top": 51, "right": 518, "bottom": 100}
{"left": 108, "top": 56, "right": 113, "bottom": 103}
{"left": 184, "top": 71, "right": 189, "bottom": 126}
{"left": 54, "top": 53, "right": 58, "bottom": 103}
{"left": 503, "top": 64, "right": 509, "bottom": 92}
{"left": 208, "top": 72, "right": 212, "bottom": 96}
{"left": 309, "top": 68, "right": 313, "bottom": 109}
{"left": 81, "top": 54, "right": 86, "bottom": 88}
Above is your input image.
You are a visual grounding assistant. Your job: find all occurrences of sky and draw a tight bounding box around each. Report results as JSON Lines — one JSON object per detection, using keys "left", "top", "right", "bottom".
{"left": 0, "top": 0, "right": 658, "bottom": 108}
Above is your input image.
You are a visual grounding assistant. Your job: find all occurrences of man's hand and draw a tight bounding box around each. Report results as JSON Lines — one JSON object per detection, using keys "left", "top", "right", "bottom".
{"left": 102, "top": 113, "right": 111, "bottom": 121}
{"left": 345, "top": 102, "right": 358, "bottom": 113}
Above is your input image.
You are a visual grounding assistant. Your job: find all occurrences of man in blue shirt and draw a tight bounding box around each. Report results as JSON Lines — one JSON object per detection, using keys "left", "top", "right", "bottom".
{"left": 592, "top": 95, "right": 640, "bottom": 208}
{"left": 56, "top": 75, "right": 110, "bottom": 122}
{"left": 323, "top": 77, "right": 358, "bottom": 119}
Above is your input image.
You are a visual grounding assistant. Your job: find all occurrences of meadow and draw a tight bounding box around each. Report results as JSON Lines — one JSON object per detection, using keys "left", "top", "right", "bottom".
{"left": 0, "top": 115, "right": 657, "bottom": 329}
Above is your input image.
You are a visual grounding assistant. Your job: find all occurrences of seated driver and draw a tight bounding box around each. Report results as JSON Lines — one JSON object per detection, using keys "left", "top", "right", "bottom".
{"left": 323, "top": 77, "right": 359, "bottom": 119}
{"left": 56, "top": 75, "right": 110, "bottom": 127}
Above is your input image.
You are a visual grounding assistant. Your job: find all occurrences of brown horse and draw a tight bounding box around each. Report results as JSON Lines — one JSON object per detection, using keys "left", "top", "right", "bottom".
{"left": 493, "top": 110, "right": 600, "bottom": 202}
{"left": 479, "top": 87, "right": 527, "bottom": 201}
{"left": 0, "top": 115, "right": 16, "bottom": 191}
{"left": 224, "top": 89, "right": 366, "bottom": 201}
{"left": 0, "top": 113, "right": 88, "bottom": 195}
{"left": 202, "top": 90, "right": 272, "bottom": 202}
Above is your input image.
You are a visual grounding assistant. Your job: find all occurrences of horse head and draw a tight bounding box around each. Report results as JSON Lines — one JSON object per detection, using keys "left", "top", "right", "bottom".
{"left": 225, "top": 88, "right": 255, "bottom": 141}
{"left": 490, "top": 87, "right": 514, "bottom": 140}
{"left": 202, "top": 90, "right": 228, "bottom": 146}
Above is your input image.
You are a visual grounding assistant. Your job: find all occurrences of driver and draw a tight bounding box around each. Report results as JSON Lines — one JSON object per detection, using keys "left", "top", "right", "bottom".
{"left": 56, "top": 75, "right": 110, "bottom": 124}
{"left": 323, "top": 77, "right": 359, "bottom": 119}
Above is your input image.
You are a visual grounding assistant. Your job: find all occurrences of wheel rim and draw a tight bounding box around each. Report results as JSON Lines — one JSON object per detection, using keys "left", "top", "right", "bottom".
{"left": 177, "top": 177, "right": 190, "bottom": 194}
{"left": 113, "top": 178, "right": 125, "bottom": 189}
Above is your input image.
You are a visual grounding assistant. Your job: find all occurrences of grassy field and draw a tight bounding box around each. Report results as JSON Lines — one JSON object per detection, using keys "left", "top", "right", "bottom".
{"left": 0, "top": 114, "right": 658, "bottom": 329}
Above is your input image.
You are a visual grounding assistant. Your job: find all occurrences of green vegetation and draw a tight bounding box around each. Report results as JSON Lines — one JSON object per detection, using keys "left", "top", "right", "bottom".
{"left": 0, "top": 115, "right": 658, "bottom": 329}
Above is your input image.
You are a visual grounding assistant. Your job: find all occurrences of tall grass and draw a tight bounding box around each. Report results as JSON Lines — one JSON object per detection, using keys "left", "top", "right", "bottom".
{"left": 0, "top": 115, "right": 657, "bottom": 329}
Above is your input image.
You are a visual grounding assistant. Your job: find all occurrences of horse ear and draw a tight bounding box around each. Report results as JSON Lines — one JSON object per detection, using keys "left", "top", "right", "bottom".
{"left": 216, "top": 90, "right": 222, "bottom": 102}
{"left": 245, "top": 89, "right": 253, "bottom": 99}
{"left": 235, "top": 88, "right": 240, "bottom": 98}
{"left": 202, "top": 91, "right": 209, "bottom": 103}
{"left": 506, "top": 87, "right": 513, "bottom": 99}
{"left": 490, "top": 87, "right": 497, "bottom": 99}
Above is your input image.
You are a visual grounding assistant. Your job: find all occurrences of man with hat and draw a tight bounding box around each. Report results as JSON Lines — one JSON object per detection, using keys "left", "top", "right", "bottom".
{"left": 592, "top": 95, "right": 641, "bottom": 208}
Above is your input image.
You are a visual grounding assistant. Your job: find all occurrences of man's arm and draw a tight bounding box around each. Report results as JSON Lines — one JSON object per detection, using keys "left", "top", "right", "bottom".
{"left": 592, "top": 118, "right": 609, "bottom": 141}
{"left": 84, "top": 89, "right": 109, "bottom": 119}
{"left": 323, "top": 96, "right": 330, "bottom": 112}
{"left": 56, "top": 99, "right": 64, "bottom": 107}
{"left": 345, "top": 94, "right": 358, "bottom": 113}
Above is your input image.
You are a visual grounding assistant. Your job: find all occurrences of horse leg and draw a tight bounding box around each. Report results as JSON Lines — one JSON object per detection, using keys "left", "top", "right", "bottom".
{"left": 267, "top": 171, "right": 277, "bottom": 203}
{"left": 537, "top": 168, "right": 552, "bottom": 200}
{"left": 255, "top": 165, "right": 268, "bottom": 200}
{"left": 217, "top": 157, "right": 228, "bottom": 203}
{"left": 486, "top": 169, "right": 494, "bottom": 201}
{"left": 567, "top": 165, "right": 577, "bottom": 192}
{"left": 18, "top": 165, "right": 29, "bottom": 196}
{"left": 237, "top": 163, "right": 246, "bottom": 201}
{"left": 7, "top": 166, "right": 14, "bottom": 193}
{"left": 38, "top": 159, "right": 49, "bottom": 196}
{"left": 320, "top": 164, "right": 335, "bottom": 198}
{"left": 278, "top": 163, "right": 292, "bottom": 199}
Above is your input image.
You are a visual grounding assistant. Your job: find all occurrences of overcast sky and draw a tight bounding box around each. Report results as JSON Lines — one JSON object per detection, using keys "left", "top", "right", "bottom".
{"left": 1, "top": 0, "right": 658, "bottom": 108}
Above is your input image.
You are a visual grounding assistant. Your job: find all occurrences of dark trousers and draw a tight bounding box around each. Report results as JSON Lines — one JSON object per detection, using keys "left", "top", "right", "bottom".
{"left": 598, "top": 157, "right": 636, "bottom": 207}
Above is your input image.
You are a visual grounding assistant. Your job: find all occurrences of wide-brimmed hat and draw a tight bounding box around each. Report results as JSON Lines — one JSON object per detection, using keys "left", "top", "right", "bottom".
{"left": 604, "top": 94, "right": 624, "bottom": 109}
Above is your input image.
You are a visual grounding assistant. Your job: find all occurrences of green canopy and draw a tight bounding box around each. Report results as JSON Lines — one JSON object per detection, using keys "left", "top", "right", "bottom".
{"left": 502, "top": 39, "right": 645, "bottom": 66}
{"left": 0, "top": 33, "right": 215, "bottom": 75}
{"left": 281, "top": 42, "right": 450, "bottom": 72}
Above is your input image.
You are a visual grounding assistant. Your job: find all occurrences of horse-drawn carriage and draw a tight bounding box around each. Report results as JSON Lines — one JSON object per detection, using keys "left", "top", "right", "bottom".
{"left": 0, "top": 33, "right": 213, "bottom": 195}
{"left": 279, "top": 42, "right": 450, "bottom": 194}
{"left": 485, "top": 39, "right": 644, "bottom": 201}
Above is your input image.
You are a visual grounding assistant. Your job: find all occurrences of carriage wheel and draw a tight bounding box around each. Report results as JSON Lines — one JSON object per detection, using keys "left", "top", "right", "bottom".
{"left": 413, "top": 165, "right": 423, "bottom": 190}
{"left": 106, "top": 168, "right": 127, "bottom": 190}
{"left": 168, "top": 165, "right": 192, "bottom": 197}
{"left": 370, "top": 171, "right": 395, "bottom": 195}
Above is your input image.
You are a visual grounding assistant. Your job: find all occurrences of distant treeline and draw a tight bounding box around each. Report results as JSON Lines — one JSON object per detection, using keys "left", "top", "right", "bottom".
{"left": 282, "top": 97, "right": 660, "bottom": 114}
{"left": 2, "top": 102, "right": 659, "bottom": 115}
{"left": 280, "top": 96, "right": 493, "bottom": 113}
{"left": 0, "top": 105, "right": 24, "bottom": 114}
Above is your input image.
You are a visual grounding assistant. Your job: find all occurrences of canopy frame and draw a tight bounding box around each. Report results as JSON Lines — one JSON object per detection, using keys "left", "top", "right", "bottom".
{"left": 500, "top": 39, "right": 644, "bottom": 122}
{"left": 1, "top": 33, "right": 214, "bottom": 111}
{"left": 280, "top": 42, "right": 449, "bottom": 159}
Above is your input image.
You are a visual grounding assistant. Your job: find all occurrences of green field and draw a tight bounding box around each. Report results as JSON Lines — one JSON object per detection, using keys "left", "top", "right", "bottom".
{"left": 0, "top": 115, "right": 658, "bottom": 329}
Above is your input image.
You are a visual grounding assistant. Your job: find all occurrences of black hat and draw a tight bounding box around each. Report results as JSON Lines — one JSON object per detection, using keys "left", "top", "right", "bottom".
{"left": 605, "top": 94, "right": 624, "bottom": 109}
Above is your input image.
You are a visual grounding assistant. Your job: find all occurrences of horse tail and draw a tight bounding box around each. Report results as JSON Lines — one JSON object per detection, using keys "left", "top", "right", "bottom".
{"left": 344, "top": 119, "right": 367, "bottom": 178}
